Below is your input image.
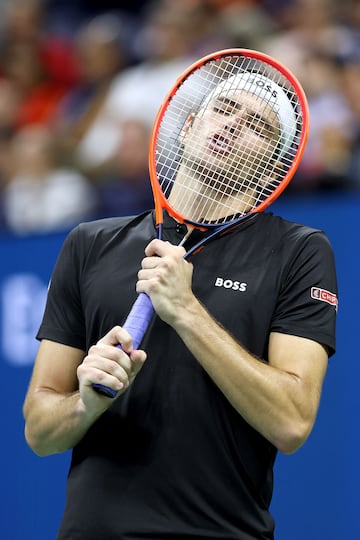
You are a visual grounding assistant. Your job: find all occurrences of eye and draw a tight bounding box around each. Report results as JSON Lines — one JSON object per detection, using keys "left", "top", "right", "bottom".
{"left": 212, "top": 98, "right": 241, "bottom": 116}
{"left": 213, "top": 103, "right": 233, "bottom": 115}
{"left": 246, "top": 115, "right": 272, "bottom": 139}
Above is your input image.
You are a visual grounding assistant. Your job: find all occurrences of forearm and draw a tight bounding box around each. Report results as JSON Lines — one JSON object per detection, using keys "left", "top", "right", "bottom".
{"left": 24, "top": 332, "right": 147, "bottom": 457}
{"left": 172, "top": 297, "right": 318, "bottom": 453}
{"left": 24, "top": 390, "right": 101, "bottom": 456}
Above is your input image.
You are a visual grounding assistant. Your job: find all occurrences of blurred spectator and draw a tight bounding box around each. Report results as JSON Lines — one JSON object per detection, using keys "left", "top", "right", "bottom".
{"left": 260, "top": 0, "right": 359, "bottom": 191}
{"left": 260, "top": 0, "right": 356, "bottom": 82}
{"left": 0, "top": 78, "right": 21, "bottom": 182}
{"left": 0, "top": 0, "right": 79, "bottom": 129}
{"left": 96, "top": 118, "right": 153, "bottom": 217}
{"left": 212, "top": 0, "right": 276, "bottom": 50}
{"left": 52, "top": 12, "right": 131, "bottom": 172}
{"left": 44, "top": 0, "right": 147, "bottom": 35}
{"left": 340, "top": 55, "right": 360, "bottom": 188}
{"left": 289, "top": 51, "right": 354, "bottom": 191}
{"left": 71, "top": 2, "right": 221, "bottom": 175}
{"left": 0, "top": 77, "right": 22, "bottom": 228}
{"left": 2, "top": 125, "right": 96, "bottom": 234}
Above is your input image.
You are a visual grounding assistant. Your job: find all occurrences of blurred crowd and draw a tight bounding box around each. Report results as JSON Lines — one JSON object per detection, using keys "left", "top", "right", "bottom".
{"left": 0, "top": 0, "right": 359, "bottom": 235}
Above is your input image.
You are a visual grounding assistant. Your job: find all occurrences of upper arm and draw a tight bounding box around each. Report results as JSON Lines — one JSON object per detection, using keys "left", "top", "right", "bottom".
{"left": 23, "top": 339, "right": 85, "bottom": 416}
{"left": 269, "top": 332, "right": 328, "bottom": 413}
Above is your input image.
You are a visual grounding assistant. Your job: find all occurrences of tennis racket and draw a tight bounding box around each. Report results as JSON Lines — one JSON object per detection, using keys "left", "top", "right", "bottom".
{"left": 93, "top": 48, "right": 309, "bottom": 398}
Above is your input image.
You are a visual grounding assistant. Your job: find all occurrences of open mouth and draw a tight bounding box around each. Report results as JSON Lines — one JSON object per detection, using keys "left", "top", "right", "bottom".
{"left": 208, "top": 132, "right": 232, "bottom": 154}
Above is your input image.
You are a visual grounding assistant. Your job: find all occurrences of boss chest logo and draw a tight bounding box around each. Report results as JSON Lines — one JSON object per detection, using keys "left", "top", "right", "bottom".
{"left": 215, "top": 277, "right": 247, "bottom": 292}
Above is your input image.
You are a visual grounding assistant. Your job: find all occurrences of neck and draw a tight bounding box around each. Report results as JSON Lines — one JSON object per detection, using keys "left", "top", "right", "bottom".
{"left": 168, "top": 164, "right": 255, "bottom": 223}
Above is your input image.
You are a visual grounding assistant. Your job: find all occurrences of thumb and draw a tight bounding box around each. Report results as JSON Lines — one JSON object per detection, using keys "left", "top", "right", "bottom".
{"left": 129, "top": 349, "right": 147, "bottom": 383}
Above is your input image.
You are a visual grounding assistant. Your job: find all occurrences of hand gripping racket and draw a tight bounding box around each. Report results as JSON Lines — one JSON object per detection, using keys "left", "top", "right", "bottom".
{"left": 92, "top": 48, "right": 310, "bottom": 397}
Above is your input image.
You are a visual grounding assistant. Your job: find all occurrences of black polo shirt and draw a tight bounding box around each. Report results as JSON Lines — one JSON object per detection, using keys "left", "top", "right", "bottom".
{"left": 37, "top": 210, "right": 337, "bottom": 540}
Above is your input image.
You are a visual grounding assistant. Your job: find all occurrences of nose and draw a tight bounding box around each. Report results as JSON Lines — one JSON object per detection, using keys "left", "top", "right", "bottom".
{"left": 224, "top": 112, "right": 245, "bottom": 135}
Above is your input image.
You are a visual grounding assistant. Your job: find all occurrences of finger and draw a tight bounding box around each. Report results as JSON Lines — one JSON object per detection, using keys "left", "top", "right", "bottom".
{"left": 79, "top": 349, "right": 146, "bottom": 393}
{"left": 130, "top": 348, "right": 147, "bottom": 367}
{"left": 145, "top": 239, "right": 186, "bottom": 258}
{"left": 88, "top": 343, "right": 132, "bottom": 371}
{"left": 78, "top": 362, "right": 128, "bottom": 394}
{"left": 128, "top": 349, "right": 147, "bottom": 383}
{"left": 141, "top": 256, "right": 161, "bottom": 270}
{"left": 144, "top": 239, "right": 166, "bottom": 257}
{"left": 97, "top": 325, "right": 133, "bottom": 352}
{"left": 85, "top": 354, "right": 131, "bottom": 377}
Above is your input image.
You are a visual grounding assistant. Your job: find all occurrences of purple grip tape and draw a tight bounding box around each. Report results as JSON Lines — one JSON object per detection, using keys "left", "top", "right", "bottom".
{"left": 122, "top": 293, "right": 155, "bottom": 349}
{"left": 92, "top": 293, "right": 154, "bottom": 398}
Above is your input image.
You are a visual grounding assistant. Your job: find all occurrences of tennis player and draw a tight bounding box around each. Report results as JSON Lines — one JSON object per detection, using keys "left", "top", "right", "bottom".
{"left": 23, "top": 69, "right": 338, "bottom": 540}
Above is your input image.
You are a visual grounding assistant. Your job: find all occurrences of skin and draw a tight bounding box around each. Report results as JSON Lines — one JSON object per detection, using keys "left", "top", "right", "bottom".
{"left": 169, "top": 89, "right": 283, "bottom": 222}
{"left": 23, "top": 88, "right": 328, "bottom": 458}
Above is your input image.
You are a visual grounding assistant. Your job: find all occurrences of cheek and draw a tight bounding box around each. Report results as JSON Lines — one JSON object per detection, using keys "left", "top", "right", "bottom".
{"left": 239, "top": 131, "right": 277, "bottom": 161}
{"left": 231, "top": 131, "right": 259, "bottom": 162}
{"left": 183, "top": 118, "right": 208, "bottom": 147}
{"left": 230, "top": 138, "right": 274, "bottom": 180}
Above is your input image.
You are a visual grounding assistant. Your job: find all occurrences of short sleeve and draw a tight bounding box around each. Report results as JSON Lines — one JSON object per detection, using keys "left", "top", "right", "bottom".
{"left": 36, "top": 226, "right": 86, "bottom": 350}
{"left": 271, "top": 231, "right": 338, "bottom": 356}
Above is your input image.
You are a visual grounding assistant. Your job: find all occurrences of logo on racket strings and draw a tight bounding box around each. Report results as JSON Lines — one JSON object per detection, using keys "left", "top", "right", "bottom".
{"left": 247, "top": 77, "right": 278, "bottom": 99}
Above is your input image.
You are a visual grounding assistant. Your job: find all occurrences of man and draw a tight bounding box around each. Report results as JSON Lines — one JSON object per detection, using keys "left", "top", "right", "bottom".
{"left": 23, "top": 66, "right": 337, "bottom": 539}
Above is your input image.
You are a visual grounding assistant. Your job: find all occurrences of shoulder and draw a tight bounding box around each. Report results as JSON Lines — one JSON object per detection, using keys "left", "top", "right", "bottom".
{"left": 69, "top": 211, "right": 153, "bottom": 244}
{"left": 259, "top": 213, "right": 337, "bottom": 291}
{"left": 76, "top": 215, "right": 136, "bottom": 238}
{"left": 57, "top": 212, "right": 153, "bottom": 265}
{"left": 258, "top": 212, "right": 333, "bottom": 250}
{"left": 252, "top": 213, "right": 336, "bottom": 281}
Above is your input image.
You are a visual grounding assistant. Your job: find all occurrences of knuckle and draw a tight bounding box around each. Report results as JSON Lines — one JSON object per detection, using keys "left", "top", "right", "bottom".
{"left": 88, "top": 343, "right": 98, "bottom": 353}
{"left": 112, "top": 325, "right": 122, "bottom": 335}
{"left": 77, "top": 363, "right": 84, "bottom": 376}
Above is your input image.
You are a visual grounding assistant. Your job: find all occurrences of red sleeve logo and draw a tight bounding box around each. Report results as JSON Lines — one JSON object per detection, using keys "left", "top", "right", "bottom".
{"left": 311, "top": 287, "right": 338, "bottom": 311}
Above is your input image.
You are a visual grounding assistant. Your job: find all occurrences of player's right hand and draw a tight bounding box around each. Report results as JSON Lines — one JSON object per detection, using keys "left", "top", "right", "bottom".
{"left": 77, "top": 326, "right": 147, "bottom": 411}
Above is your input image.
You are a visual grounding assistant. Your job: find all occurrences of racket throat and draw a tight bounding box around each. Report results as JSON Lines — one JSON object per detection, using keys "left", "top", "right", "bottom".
{"left": 178, "top": 226, "right": 194, "bottom": 246}
{"left": 156, "top": 215, "right": 193, "bottom": 246}
{"left": 156, "top": 222, "right": 164, "bottom": 240}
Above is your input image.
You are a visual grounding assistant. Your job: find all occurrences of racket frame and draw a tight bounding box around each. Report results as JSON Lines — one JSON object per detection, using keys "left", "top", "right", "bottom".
{"left": 149, "top": 48, "right": 309, "bottom": 230}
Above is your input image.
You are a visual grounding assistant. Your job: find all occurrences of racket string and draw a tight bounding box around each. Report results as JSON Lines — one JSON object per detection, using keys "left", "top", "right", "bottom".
{"left": 154, "top": 52, "right": 304, "bottom": 225}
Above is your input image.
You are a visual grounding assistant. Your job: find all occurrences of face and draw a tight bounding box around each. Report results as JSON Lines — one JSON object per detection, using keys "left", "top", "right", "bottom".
{"left": 180, "top": 89, "right": 282, "bottom": 188}
{"left": 168, "top": 87, "right": 283, "bottom": 222}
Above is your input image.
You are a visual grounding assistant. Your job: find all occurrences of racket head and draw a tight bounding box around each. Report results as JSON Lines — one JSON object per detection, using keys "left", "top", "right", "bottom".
{"left": 149, "top": 48, "right": 309, "bottom": 229}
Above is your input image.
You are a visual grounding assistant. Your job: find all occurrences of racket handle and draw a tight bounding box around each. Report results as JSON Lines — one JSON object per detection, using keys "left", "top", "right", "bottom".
{"left": 92, "top": 293, "right": 155, "bottom": 398}
{"left": 122, "top": 292, "right": 155, "bottom": 349}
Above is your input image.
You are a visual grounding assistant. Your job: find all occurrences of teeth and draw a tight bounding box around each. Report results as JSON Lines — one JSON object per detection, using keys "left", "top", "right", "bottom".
{"left": 215, "top": 139, "right": 228, "bottom": 148}
{"left": 208, "top": 134, "right": 231, "bottom": 153}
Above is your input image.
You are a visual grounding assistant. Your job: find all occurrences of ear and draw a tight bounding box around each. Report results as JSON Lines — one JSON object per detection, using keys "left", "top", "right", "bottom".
{"left": 178, "top": 113, "right": 195, "bottom": 144}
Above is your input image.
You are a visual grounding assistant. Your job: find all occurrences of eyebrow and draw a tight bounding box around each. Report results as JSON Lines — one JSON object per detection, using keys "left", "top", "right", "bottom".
{"left": 213, "top": 96, "right": 276, "bottom": 136}
{"left": 214, "top": 96, "right": 242, "bottom": 112}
